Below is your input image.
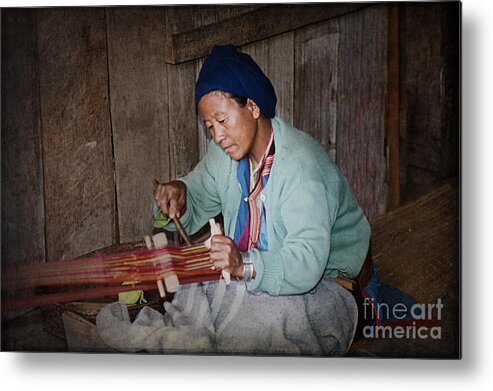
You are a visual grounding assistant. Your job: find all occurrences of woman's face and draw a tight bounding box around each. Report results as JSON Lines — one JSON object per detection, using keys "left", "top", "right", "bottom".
{"left": 198, "top": 91, "right": 260, "bottom": 162}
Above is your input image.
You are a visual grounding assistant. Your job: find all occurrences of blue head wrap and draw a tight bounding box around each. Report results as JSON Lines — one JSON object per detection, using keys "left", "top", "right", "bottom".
{"left": 195, "top": 44, "right": 277, "bottom": 118}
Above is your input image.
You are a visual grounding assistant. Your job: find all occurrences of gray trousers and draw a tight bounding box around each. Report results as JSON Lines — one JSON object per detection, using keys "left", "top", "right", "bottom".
{"left": 96, "top": 278, "right": 357, "bottom": 356}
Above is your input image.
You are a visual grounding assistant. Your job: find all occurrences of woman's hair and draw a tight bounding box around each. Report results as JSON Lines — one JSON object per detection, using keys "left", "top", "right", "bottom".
{"left": 220, "top": 91, "right": 248, "bottom": 108}
{"left": 197, "top": 90, "right": 250, "bottom": 121}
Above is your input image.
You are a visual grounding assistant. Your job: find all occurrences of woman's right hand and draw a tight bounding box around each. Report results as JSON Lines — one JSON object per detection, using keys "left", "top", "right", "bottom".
{"left": 153, "top": 179, "right": 187, "bottom": 219}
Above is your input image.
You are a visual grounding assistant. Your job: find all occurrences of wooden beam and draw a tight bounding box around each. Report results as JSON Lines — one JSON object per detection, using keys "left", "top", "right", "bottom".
{"left": 165, "top": 3, "right": 368, "bottom": 64}
{"left": 387, "top": 3, "right": 400, "bottom": 210}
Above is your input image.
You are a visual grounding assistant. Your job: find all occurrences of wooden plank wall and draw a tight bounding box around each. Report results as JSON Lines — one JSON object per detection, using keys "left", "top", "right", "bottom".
{"left": 1, "top": 4, "right": 389, "bottom": 264}
{"left": 242, "top": 6, "right": 389, "bottom": 220}
{"left": 37, "top": 8, "right": 116, "bottom": 261}
{"left": 1, "top": 9, "right": 46, "bottom": 266}
{"left": 243, "top": 33, "right": 295, "bottom": 125}
{"left": 336, "top": 5, "right": 389, "bottom": 219}
{"left": 399, "top": 3, "right": 460, "bottom": 203}
{"left": 2, "top": 4, "right": 457, "bottom": 264}
{"left": 106, "top": 7, "right": 170, "bottom": 243}
{"left": 293, "top": 19, "right": 339, "bottom": 162}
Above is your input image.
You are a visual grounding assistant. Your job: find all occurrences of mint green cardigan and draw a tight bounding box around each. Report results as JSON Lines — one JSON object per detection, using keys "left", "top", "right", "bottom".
{"left": 165, "top": 116, "right": 371, "bottom": 296}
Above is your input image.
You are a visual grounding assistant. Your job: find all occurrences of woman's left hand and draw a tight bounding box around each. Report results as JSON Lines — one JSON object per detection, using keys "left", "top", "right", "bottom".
{"left": 209, "top": 235, "right": 244, "bottom": 277}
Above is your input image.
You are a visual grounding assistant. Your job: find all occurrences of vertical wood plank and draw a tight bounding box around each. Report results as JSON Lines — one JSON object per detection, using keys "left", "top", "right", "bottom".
{"left": 106, "top": 7, "right": 170, "bottom": 242}
{"left": 400, "top": 5, "right": 445, "bottom": 150}
{"left": 242, "top": 32, "right": 295, "bottom": 124}
{"left": 336, "top": 5, "right": 389, "bottom": 219}
{"left": 37, "top": 8, "right": 115, "bottom": 260}
{"left": 294, "top": 19, "right": 339, "bottom": 161}
{"left": 1, "top": 9, "right": 46, "bottom": 266}
{"left": 1, "top": 9, "right": 47, "bottom": 323}
{"left": 440, "top": 3, "right": 460, "bottom": 182}
{"left": 387, "top": 3, "right": 400, "bottom": 209}
{"left": 166, "top": 59, "right": 199, "bottom": 179}
{"left": 196, "top": 57, "right": 212, "bottom": 161}
{"left": 399, "top": 3, "right": 459, "bottom": 202}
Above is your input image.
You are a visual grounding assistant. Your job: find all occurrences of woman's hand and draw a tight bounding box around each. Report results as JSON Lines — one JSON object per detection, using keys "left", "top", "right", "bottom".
{"left": 209, "top": 235, "right": 244, "bottom": 277}
{"left": 153, "top": 180, "right": 187, "bottom": 218}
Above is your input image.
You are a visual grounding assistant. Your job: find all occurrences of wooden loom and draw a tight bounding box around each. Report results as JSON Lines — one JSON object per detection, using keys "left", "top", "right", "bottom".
{"left": 2, "top": 220, "right": 227, "bottom": 312}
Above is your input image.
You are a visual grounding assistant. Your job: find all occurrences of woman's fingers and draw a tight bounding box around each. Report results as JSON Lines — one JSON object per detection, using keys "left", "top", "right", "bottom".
{"left": 209, "top": 235, "right": 241, "bottom": 274}
{"left": 168, "top": 198, "right": 179, "bottom": 219}
{"left": 209, "top": 237, "right": 233, "bottom": 259}
{"left": 153, "top": 180, "right": 187, "bottom": 218}
{"left": 154, "top": 182, "right": 169, "bottom": 213}
{"left": 210, "top": 234, "right": 233, "bottom": 246}
{"left": 210, "top": 248, "right": 231, "bottom": 262}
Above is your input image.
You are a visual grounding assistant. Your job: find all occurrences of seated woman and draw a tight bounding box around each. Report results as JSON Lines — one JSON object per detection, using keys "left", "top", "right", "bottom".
{"left": 98, "top": 44, "right": 371, "bottom": 356}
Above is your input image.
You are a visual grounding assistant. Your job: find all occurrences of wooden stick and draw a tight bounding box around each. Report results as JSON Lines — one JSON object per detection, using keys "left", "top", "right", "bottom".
{"left": 164, "top": 274, "right": 180, "bottom": 293}
{"left": 152, "top": 232, "right": 181, "bottom": 293}
{"left": 204, "top": 218, "right": 231, "bottom": 285}
{"left": 146, "top": 233, "right": 166, "bottom": 298}
{"left": 172, "top": 216, "right": 192, "bottom": 246}
{"left": 152, "top": 232, "right": 168, "bottom": 248}
{"left": 156, "top": 280, "right": 166, "bottom": 298}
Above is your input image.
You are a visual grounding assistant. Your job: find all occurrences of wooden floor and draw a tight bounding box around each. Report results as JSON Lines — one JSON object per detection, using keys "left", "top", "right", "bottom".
{"left": 2, "top": 185, "right": 460, "bottom": 357}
